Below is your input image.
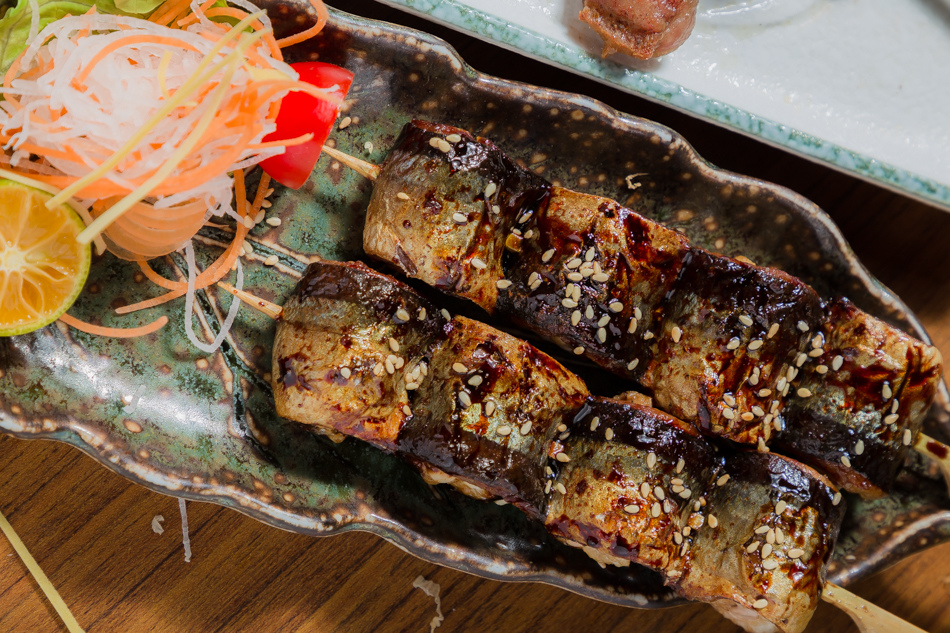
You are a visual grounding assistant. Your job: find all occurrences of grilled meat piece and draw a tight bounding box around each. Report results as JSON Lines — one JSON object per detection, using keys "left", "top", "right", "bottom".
{"left": 580, "top": 0, "right": 699, "bottom": 59}
{"left": 273, "top": 260, "right": 587, "bottom": 516}
{"left": 545, "top": 397, "right": 722, "bottom": 576}
{"left": 774, "top": 298, "right": 943, "bottom": 496}
{"left": 362, "top": 120, "right": 943, "bottom": 497}
{"left": 272, "top": 260, "right": 844, "bottom": 633}
{"left": 677, "top": 451, "right": 844, "bottom": 633}
{"left": 640, "top": 249, "right": 823, "bottom": 444}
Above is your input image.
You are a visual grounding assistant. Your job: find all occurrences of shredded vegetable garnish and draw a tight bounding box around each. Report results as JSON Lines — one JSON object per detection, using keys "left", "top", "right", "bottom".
{"left": 412, "top": 575, "right": 445, "bottom": 633}
{"left": 58, "top": 312, "right": 169, "bottom": 337}
{"left": 0, "top": 507, "right": 86, "bottom": 633}
{"left": 0, "top": 0, "right": 332, "bottom": 260}
{"left": 178, "top": 498, "right": 192, "bottom": 562}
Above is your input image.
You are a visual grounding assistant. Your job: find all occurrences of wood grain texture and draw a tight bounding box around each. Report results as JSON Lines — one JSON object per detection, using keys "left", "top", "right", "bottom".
{"left": 2, "top": 1, "right": 950, "bottom": 631}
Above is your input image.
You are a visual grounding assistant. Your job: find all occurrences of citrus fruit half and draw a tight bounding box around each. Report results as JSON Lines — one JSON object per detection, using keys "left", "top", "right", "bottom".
{"left": 0, "top": 180, "right": 91, "bottom": 336}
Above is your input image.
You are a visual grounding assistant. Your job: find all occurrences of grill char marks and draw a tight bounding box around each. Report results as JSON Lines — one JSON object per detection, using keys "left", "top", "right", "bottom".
{"left": 361, "top": 120, "right": 943, "bottom": 498}
{"left": 402, "top": 315, "right": 588, "bottom": 518}
{"left": 775, "top": 298, "right": 944, "bottom": 496}
{"left": 641, "top": 249, "right": 823, "bottom": 443}
{"left": 545, "top": 397, "right": 721, "bottom": 577}
{"left": 678, "top": 452, "right": 844, "bottom": 633}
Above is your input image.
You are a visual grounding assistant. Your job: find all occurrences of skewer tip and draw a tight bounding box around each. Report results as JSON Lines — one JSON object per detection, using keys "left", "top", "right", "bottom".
{"left": 914, "top": 432, "right": 950, "bottom": 497}
{"left": 822, "top": 582, "right": 927, "bottom": 633}
{"left": 321, "top": 144, "right": 380, "bottom": 181}
{"left": 217, "top": 281, "right": 283, "bottom": 320}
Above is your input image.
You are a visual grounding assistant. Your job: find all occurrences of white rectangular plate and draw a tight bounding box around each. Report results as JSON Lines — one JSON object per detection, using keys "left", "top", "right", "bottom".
{"left": 370, "top": 0, "right": 950, "bottom": 211}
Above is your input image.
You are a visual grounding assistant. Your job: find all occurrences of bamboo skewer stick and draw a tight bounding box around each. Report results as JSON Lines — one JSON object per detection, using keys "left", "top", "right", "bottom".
{"left": 218, "top": 284, "right": 932, "bottom": 633}
{"left": 822, "top": 583, "right": 928, "bottom": 633}
{"left": 318, "top": 144, "right": 950, "bottom": 491}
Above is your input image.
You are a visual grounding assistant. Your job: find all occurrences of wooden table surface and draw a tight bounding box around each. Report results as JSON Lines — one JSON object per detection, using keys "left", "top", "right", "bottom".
{"left": 2, "top": 2, "right": 950, "bottom": 632}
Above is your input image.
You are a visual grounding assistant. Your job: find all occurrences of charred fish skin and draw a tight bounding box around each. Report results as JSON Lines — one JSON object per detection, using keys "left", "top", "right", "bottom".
{"left": 544, "top": 397, "right": 722, "bottom": 575}
{"left": 775, "top": 298, "right": 943, "bottom": 496}
{"left": 364, "top": 120, "right": 549, "bottom": 312}
{"left": 640, "top": 249, "right": 823, "bottom": 445}
{"left": 401, "top": 316, "right": 589, "bottom": 519}
{"left": 272, "top": 260, "right": 448, "bottom": 451}
{"left": 676, "top": 452, "right": 845, "bottom": 633}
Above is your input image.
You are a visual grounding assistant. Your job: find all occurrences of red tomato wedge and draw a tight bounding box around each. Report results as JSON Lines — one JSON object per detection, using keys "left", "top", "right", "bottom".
{"left": 259, "top": 62, "right": 354, "bottom": 189}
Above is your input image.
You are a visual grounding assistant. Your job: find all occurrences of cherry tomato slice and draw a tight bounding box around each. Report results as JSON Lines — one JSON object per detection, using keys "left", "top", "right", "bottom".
{"left": 259, "top": 62, "right": 354, "bottom": 190}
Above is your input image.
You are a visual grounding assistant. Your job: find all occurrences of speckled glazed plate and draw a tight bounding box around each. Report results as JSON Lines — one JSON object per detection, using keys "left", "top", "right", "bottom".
{"left": 1, "top": 2, "right": 948, "bottom": 610}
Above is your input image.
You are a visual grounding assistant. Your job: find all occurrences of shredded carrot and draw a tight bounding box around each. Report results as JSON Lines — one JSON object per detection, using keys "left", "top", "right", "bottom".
{"left": 59, "top": 313, "right": 169, "bottom": 337}
{"left": 277, "top": 0, "right": 329, "bottom": 48}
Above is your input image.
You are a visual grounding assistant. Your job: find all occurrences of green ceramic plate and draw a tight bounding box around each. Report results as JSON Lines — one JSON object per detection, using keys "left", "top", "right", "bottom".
{"left": 0, "top": 1, "right": 947, "bottom": 609}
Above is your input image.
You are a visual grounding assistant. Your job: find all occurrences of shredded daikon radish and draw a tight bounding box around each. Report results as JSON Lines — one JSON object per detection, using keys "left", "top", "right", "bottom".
{"left": 412, "top": 575, "right": 445, "bottom": 633}
{"left": 178, "top": 498, "right": 192, "bottom": 562}
{"left": 0, "top": 507, "right": 86, "bottom": 633}
{"left": 151, "top": 515, "right": 166, "bottom": 535}
{"left": 184, "top": 239, "right": 244, "bottom": 354}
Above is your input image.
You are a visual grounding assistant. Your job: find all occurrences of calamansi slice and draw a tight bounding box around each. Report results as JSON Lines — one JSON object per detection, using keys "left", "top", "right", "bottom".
{"left": 0, "top": 180, "right": 91, "bottom": 336}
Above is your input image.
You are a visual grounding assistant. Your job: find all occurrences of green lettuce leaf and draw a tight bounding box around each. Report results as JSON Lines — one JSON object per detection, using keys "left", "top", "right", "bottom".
{"left": 0, "top": 0, "right": 152, "bottom": 73}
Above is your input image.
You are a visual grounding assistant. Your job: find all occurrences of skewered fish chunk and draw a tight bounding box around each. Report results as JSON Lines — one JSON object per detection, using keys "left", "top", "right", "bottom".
{"left": 544, "top": 397, "right": 721, "bottom": 576}
{"left": 361, "top": 120, "right": 943, "bottom": 496}
{"left": 676, "top": 451, "right": 844, "bottom": 633}
{"left": 639, "top": 249, "right": 823, "bottom": 444}
{"left": 273, "top": 260, "right": 588, "bottom": 516}
{"left": 775, "top": 298, "right": 943, "bottom": 496}
{"left": 402, "top": 315, "right": 588, "bottom": 518}
{"left": 273, "top": 260, "right": 446, "bottom": 451}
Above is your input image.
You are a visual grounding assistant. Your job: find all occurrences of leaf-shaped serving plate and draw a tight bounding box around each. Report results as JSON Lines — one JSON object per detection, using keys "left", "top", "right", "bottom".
{"left": 1, "top": 1, "right": 948, "bottom": 609}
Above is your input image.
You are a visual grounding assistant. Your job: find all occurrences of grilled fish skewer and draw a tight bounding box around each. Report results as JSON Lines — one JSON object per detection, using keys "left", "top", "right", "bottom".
{"left": 221, "top": 264, "right": 902, "bottom": 633}
{"left": 321, "top": 123, "right": 948, "bottom": 497}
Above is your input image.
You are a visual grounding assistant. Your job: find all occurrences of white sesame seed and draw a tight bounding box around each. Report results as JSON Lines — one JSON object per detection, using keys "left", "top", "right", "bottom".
{"left": 815, "top": 365, "right": 829, "bottom": 374}
{"left": 566, "top": 258, "right": 582, "bottom": 269}
{"left": 385, "top": 358, "right": 395, "bottom": 374}
{"left": 797, "top": 388, "right": 813, "bottom": 398}
{"left": 609, "top": 301, "right": 623, "bottom": 313}
{"left": 746, "top": 542, "right": 760, "bottom": 553}
{"left": 832, "top": 355, "right": 844, "bottom": 371}
{"left": 554, "top": 482, "right": 567, "bottom": 495}
{"left": 542, "top": 249, "right": 555, "bottom": 263}
{"left": 767, "top": 323, "right": 780, "bottom": 339}
{"left": 833, "top": 492, "right": 842, "bottom": 505}
{"left": 519, "top": 421, "right": 532, "bottom": 435}
{"left": 740, "top": 412, "right": 755, "bottom": 422}
{"left": 544, "top": 481, "right": 552, "bottom": 494}
{"left": 518, "top": 211, "right": 533, "bottom": 224}
{"left": 485, "top": 401, "right": 496, "bottom": 416}
{"left": 395, "top": 192, "right": 411, "bottom": 201}
{"left": 406, "top": 382, "right": 419, "bottom": 390}
{"left": 605, "top": 428, "right": 614, "bottom": 440}
{"left": 775, "top": 500, "right": 787, "bottom": 514}
{"left": 264, "top": 255, "right": 279, "bottom": 266}
{"left": 651, "top": 503, "right": 662, "bottom": 517}
{"left": 567, "top": 271, "right": 583, "bottom": 282}
{"left": 393, "top": 308, "right": 411, "bottom": 323}
{"left": 484, "top": 182, "right": 497, "bottom": 197}
{"left": 389, "top": 338, "right": 400, "bottom": 352}
{"left": 674, "top": 532, "right": 683, "bottom": 545}
{"left": 468, "top": 375, "right": 483, "bottom": 387}
{"left": 446, "top": 133, "right": 462, "bottom": 143}
{"left": 471, "top": 257, "right": 487, "bottom": 270}
{"left": 752, "top": 406, "right": 765, "bottom": 417}
{"left": 726, "top": 338, "right": 740, "bottom": 350}
{"left": 597, "top": 328, "right": 607, "bottom": 343}
{"left": 429, "top": 137, "right": 442, "bottom": 149}
{"left": 592, "top": 272, "right": 609, "bottom": 283}
{"left": 496, "top": 279, "right": 513, "bottom": 289}
{"left": 627, "top": 318, "right": 638, "bottom": 334}
{"left": 497, "top": 425, "right": 512, "bottom": 436}
{"left": 453, "top": 212, "right": 467, "bottom": 223}
{"left": 787, "top": 367, "right": 799, "bottom": 381}
{"left": 556, "top": 452, "right": 570, "bottom": 463}
{"left": 441, "top": 309, "right": 451, "bottom": 320}
{"left": 624, "top": 504, "right": 640, "bottom": 514}
{"left": 437, "top": 139, "right": 451, "bottom": 153}
{"left": 373, "top": 363, "right": 384, "bottom": 376}
{"left": 265, "top": 216, "right": 282, "bottom": 227}
{"left": 738, "top": 314, "right": 753, "bottom": 326}
{"left": 585, "top": 247, "right": 596, "bottom": 261}
{"left": 338, "top": 116, "right": 352, "bottom": 129}
{"left": 243, "top": 215, "right": 256, "bottom": 229}
{"left": 594, "top": 315, "right": 609, "bottom": 328}
{"left": 757, "top": 437, "right": 769, "bottom": 453}
{"left": 762, "top": 559, "right": 779, "bottom": 570}
{"left": 903, "top": 429, "right": 913, "bottom": 446}
{"left": 841, "top": 455, "right": 852, "bottom": 468}
{"left": 676, "top": 458, "right": 685, "bottom": 473}
{"left": 758, "top": 389, "right": 772, "bottom": 397}
{"left": 590, "top": 416, "right": 600, "bottom": 431}
{"left": 808, "top": 348, "right": 824, "bottom": 358}
{"left": 762, "top": 543, "right": 773, "bottom": 558}
{"left": 882, "top": 382, "right": 893, "bottom": 400}
{"left": 643, "top": 332, "right": 654, "bottom": 340}
{"left": 491, "top": 205, "right": 500, "bottom": 214}
{"left": 748, "top": 339, "right": 764, "bottom": 351}
{"left": 452, "top": 362, "right": 468, "bottom": 374}
{"left": 403, "top": 405, "right": 412, "bottom": 416}
{"left": 642, "top": 481, "right": 655, "bottom": 499}
{"left": 458, "top": 391, "right": 472, "bottom": 408}
{"left": 671, "top": 326, "right": 682, "bottom": 343}
{"left": 585, "top": 305, "right": 595, "bottom": 320}
{"left": 562, "top": 298, "right": 578, "bottom": 308}
{"left": 717, "top": 474, "right": 730, "bottom": 486}
{"left": 753, "top": 599, "right": 768, "bottom": 610}
{"left": 892, "top": 399, "right": 900, "bottom": 413}
{"left": 340, "top": 367, "right": 351, "bottom": 379}
{"left": 775, "top": 528, "right": 785, "bottom": 544}
{"left": 854, "top": 440, "right": 865, "bottom": 455}
{"left": 795, "top": 353, "right": 807, "bottom": 367}
{"left": 654, "top": 486, "right": 666, "bottom": 501}
{"left": 394, "top": 356, "right": 405, "bottom": 369}
{"left": 788, "top": 548, "right": 805, "bottom": 559}
{"left": 524, "top": 229, "right": 535, "bottom": 239}
{"left": 646, "top": 452, "right": 657, "bottom": 469}
{"left": 571, "top": 310, "right": 582, "bottom": 326}
{"left": 755, "top": 525, "right": 770, "bottom": 534}
{"left": 796, "top": 321, "right": 809, "bottom": 332}
{"left": 625, "top": 359, "right": 639, "bottom": 373}
{"left": 708, "top": 514, "right": 719, "bottom": 529}
{"left": 573, "top": 346, "right": 585, "bottom": 355}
